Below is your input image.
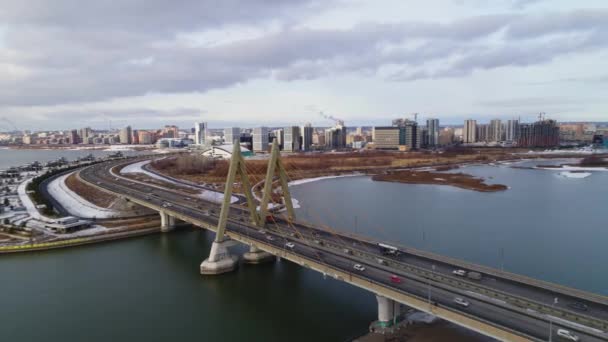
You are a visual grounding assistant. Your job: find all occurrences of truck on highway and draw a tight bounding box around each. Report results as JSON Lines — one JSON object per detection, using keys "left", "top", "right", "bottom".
{"left": 378, "top": 243, "right": 401, "bottom": 256}
{"left": 467, "top": 271, "right": 482, "bottom": 281}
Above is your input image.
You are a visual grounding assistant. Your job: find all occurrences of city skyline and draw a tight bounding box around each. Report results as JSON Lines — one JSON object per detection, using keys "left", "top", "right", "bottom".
{"left": 0, "top": 0, "right": 607, "bottom": 130}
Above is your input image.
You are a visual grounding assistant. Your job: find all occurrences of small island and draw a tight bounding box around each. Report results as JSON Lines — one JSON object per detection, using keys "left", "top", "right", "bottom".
{"left": 372, "top": 170, "right": 508, "bottom": 192}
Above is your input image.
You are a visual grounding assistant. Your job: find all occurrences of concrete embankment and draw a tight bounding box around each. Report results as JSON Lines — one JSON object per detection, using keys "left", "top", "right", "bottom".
{"left": 0, "top": 227, "right": 160, "bottom": 254}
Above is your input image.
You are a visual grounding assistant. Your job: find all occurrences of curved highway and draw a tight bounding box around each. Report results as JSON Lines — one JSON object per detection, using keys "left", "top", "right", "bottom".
{"left": 78, "top": 157, "right": 608, "bottom": 342}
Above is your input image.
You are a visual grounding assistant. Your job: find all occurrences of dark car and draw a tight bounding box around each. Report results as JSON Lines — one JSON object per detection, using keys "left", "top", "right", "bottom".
{"left": 568, "top": 302, "right": 588, "bottom": 311}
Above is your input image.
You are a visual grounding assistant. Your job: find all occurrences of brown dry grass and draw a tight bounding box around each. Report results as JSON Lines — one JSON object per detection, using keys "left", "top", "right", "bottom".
{"left": 65, "top": 173, "right": 117, "bottom": 208}
{"left": 373, "top": 170, "right": 508, "bottom": 192}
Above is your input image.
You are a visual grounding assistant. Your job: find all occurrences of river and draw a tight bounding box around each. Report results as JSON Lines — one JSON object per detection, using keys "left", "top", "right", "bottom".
{"left": 1, "top": 151, "right": 605, "bottom": 341}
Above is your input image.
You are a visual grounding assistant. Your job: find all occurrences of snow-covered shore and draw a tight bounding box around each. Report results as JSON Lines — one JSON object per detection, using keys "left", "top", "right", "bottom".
{"left": 47, "top": 173, "right": 120, "bottom": 219}
{"left": 559, "top": 172, "right": 592, "bottom": 179}
{"left": 18, "top": 178, "right": 55, "bottom": 223}
{"left": 536, "top": 165, "right": 608, "bottom": 172}
{"left": 120, "top": 160, "right": 238, "bottom": 204}
{"left": 288, "top": 173, "right": 365, "bottom": 187}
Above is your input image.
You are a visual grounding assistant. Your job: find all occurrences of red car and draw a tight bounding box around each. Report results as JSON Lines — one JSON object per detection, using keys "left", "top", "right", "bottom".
{"left": 390, "top": 275, "right": 402, "bottom": 284}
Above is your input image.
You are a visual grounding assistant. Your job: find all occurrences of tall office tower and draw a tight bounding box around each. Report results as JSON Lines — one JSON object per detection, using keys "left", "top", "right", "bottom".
{"left": 69, "top": 130, "right": 80, "bottom": 144}
{"left": 325, "top": 122, "right": 347, "bottom": 149}
{"left": 194, "top": 122, "right": 208, "bottom": 145}
{"left": 506, "top": 119, "right": 519, "bottom": 142}
{"left": 224, "top": 127, "right": 241, "bottom": 145}
{"left": 79, "top": 127, "right": 92, "bottom": 144}
{"left": 392, "top": 118, "right": 419, "bottom": 149}
{"left": 463, "top": 119, "right": 477, "bottom": 143}
{"left": 119, "top": 126, "right": 132, "bottom": 144}
{"left": 426, "top": 118, "right": 439, "bottom": 147}
{"left": 489, "top": 119, "right": 502, "bottom": 142}
{"left": 301, "top": 123, "right": 313, "bottom": 151}
{"left": 283, "top": 126, "right": 301, "bottom": 152}
{"left": 253, "top": 127, "right": 269, "bottom": 152}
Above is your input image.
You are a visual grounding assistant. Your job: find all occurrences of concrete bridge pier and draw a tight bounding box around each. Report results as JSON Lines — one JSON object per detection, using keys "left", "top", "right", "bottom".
{"left": 242, "top": 245, "right": 275, "bottom": 264}
{"left": 160, "top": 211, "right": 176, "bottom": 232}
{"left": 371, "top": 295, "right": 407, "bottom": 334}
{"left": 200, "top": 239, "right": 238, "bottom": 275}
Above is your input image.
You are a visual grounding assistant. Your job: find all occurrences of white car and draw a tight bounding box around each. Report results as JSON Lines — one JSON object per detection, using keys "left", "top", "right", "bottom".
{"left": 285, "top": 242, "right": 295, "bottom": 249}
{"left": 454, "top": 297, "right": 470, "bottom": 307}
{"left": 557, "top": 329, "right": 580, "bottom": 341}
{"left": 353, "top": 264, "right": 366, "bottom": 272}
{"left": 453, "top": 269, "right": 467, "bottom": 277}
{"left": 266, "top": 235, "right": 275, "bottom": 241}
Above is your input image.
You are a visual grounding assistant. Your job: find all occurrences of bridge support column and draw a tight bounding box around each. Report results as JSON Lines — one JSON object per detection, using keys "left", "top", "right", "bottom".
{"left": 200, "top": 239, "right": 238, "bottom": 275}
{"left": 160, "top": 211, "right": 175, "bottom": 232}
{"left": 243, "top": 245, "right": 275, "bottom": 264}
{"left": 370, "top": 295, "right": 408, "bottom": 334}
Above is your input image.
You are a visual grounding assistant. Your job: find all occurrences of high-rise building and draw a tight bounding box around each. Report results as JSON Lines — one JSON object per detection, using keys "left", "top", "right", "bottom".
{"left": 372, "top": 127, "right": 400, "bottom": 149}
{"left": 517, "top": 119, "right": 560, "bottom": 147}
{"left": 224, "top": 127, "right": 241, "bottom": 145}
{"left": 163, "top": 125, "right": 179, "bottom": 139}
{"left": 301, "top": 123, "right": 313, "bottom": 151}
{"left": 489, "top": 119, "right": 502, "bottom": 142}
{"left": 394, "top": 118, "right": 419, "bottom": 149}
{"left": 119, "top": 126, "right": 132, "bottom": 144}
{"left": 426, "top": 118, "right": 439, "bottom": 146}
{"left": 325, "top": 123, "right": 347, "bottom": 149}
{"left": 506, "top": 119, "right": 519, "bottom": 142}
{"left": 194, "top": 122, "right": 208, "bottom": 145}
{"left": 79, "top": 127, "right": 92, "bottom": 144}
{"left": 476, "top": 124, "right": 489, "bottom": 142}
{"left": 283, "top": 126, "right": 301, "bottom": 152}
{"left": 69, "top": 130, "right": 80, "bottom": 144}
{"left": 253, "top": 127, "right": 269, "bottom": 152}
{"left": 463, "top": 120, "right": 477, "bottom": 143}
{"left": 138, "top": 131, "right": 153, "bottom": 144}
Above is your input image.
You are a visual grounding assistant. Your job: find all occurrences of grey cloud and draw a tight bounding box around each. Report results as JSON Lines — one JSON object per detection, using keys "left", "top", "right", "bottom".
{"left": 1, "top": 4, "right": 608, "bottom": 108}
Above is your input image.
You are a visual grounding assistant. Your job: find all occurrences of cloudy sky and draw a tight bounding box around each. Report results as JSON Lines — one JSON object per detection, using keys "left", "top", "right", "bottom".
{"left": 0, "top": 0, "right": 607, "bottom": 131}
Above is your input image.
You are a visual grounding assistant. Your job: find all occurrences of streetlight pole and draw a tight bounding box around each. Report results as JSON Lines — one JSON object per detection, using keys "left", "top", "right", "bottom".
{"left": 549, "top": 297, "right": 558, "bottom": 342}
{"left": 428, "top": 265, "right": 436, "bottom": 307}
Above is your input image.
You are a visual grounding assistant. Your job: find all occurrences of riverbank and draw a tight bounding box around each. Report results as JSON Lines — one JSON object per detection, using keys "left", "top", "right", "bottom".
{"left": 0, "top": 226, "right": 160, "bottom": 253}
{"left": 372, "top": 170, "right": 508, "bottom": 192}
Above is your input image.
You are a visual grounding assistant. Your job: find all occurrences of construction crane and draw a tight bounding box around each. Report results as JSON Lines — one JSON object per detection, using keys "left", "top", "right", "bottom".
{"left": 537, "top": 112, "right": 546, "bottom": 122}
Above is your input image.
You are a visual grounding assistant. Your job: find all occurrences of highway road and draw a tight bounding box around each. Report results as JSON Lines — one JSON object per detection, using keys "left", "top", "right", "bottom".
{"left": 77, "top": 157, "right": 608, "bottom": 342}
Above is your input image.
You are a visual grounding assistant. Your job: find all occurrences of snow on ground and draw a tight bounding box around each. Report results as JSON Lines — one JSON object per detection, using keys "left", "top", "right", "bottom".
{"left": 18, "top": 178, "right": 55, "bottom": 223}
{"left": 288, "top": 173, "right": 364, "bottom": 187}
{"left": 536, "top": 165, "right": 608, "bottom": 172}
{"left": 47, "top": 172, "right": 120, "bottom": 219}
{"left": 520, "top": 147, "right": 599, "bottom": 155}
{"left": 120, "top": 160, "right": 238, "bottom": 204}
{"left": 559, "top": 171, "right": 592, "bottom": 179}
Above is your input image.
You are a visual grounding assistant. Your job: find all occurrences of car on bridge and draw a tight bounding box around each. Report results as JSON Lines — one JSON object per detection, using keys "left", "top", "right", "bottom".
{"left": 266, "top": 235, "right": 275, "bottom": 241}
{"left": 454, "top": 297, "right": 470, "bottom": 308}
{"left": 285, "top": 242, "right": 295, "bottom": 249}
{"left": 353, "top": 264, "right": 366, "bottom": 272}
{"left": 452, "top": 269, "right": 467, "bottom": 277}
{"left": 568, "top": 302, "right": 588, "bottom": 312}
{"left": 390, "top": 275, "right": 402, "bottom": 284}
{"left": 557, "top": 329, "right": 580, "bottom": 341}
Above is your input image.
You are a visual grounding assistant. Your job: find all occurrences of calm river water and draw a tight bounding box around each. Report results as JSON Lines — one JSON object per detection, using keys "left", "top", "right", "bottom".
{"left": 1, "top": 150, "right": 606, "bottom": 341}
